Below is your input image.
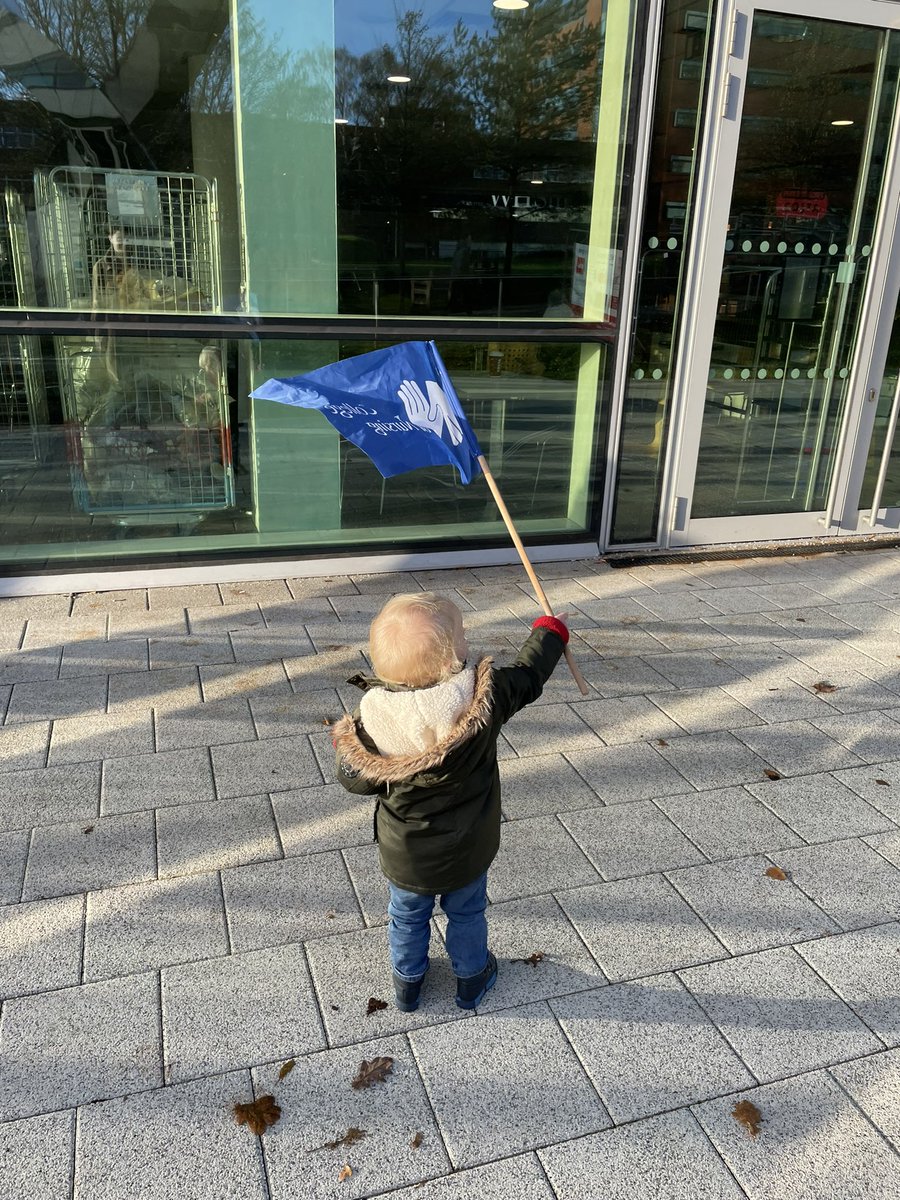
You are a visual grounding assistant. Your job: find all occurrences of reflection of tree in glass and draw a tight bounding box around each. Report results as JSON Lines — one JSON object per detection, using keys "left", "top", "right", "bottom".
{"left": 458, "top": 0, "right": 601, "bottom": 274}
{"left": 19, "top": 0, "right": 150, "bottom": 82}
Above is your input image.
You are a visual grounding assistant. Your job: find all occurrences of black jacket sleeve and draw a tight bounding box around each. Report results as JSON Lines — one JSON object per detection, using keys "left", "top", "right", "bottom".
{"left": 490, "top": 626, "right": 566, "bottom": 726}
{"left": 334, "top": 720, "right": 388, "bottom": 796}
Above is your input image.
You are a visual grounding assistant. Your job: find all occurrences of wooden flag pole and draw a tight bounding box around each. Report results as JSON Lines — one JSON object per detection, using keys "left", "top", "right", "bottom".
{"left": 477, "top": 454, "right": 589, "bottom": 696}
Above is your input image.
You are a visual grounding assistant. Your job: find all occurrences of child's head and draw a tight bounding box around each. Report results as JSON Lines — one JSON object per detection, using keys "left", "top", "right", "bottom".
{"left": 369, "top": 592, "right": 468, "bottom": 688}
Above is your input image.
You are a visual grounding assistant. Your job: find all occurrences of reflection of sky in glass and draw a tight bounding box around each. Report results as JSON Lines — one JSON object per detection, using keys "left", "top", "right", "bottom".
{"left": 335, "top": 1, "right": 493, "bottom": 54}
{"left": 248, "top": 0, "right": 335, "bottom": 54}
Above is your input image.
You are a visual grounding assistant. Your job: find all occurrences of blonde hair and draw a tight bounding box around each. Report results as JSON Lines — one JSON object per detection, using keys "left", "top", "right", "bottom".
{"left": 369, "top": 592, "right": 464, "bottom": 688}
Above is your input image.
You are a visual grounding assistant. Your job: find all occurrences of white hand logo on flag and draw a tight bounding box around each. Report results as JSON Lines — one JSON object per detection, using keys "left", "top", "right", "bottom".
{"left": 397, "top": 379, "right": 464, "bottom": 446}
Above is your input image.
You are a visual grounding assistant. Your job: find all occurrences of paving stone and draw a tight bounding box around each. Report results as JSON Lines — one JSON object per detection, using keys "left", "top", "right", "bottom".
{"left": 253, "top": 1033, "right": 451, "bottom": 1200}
{"left": 656, "top": 786, "right": 801, "bottom": 860}
{"left": 199, "top": 659, "right": 292, "bottom": 701}
{"left": 222, "top": 853, "right": 363, "bottom": 952}
{"left": 260, "top": 595, "right": 339, "bottom": 624}
{"left": 349, "top": 570, "right": 422, "bottom": 593}
{"left": 539, "top": 1109, "right": 744, "bottom": 1200}
{"left": 273, "top": 782, "right": 374, "bottom": 856}
{"left": 283, "top": 646, "right": 369, "bottom": 692}
{"left": 489, "top": 815, "right": 600, "bottom": 900}
{"left": 106, "top": 665, "right": 200, "bottom": 711}
{"left": 694, "top": 1069, "right": 900, "bottom": 1200}
{"left": 23, "top": 811, "right": 156, "bottom": 901}
{"left": 701, "top": 584, "right": 779, "bottom": 614}
{"left": 556, "top": 875, "right": 726, "bottom": 982}
{"left": 74, "top": 1071, "right": 268, "bottom": 1200}
{"left": 302, "top": 621, "right": 371, "bottom": 653}
{"left": 565, "top": 741, "right": 694, "bottom": 804}
{"left": 0, "top": 761, "right": 100, "bottom": 834}
{"left": 148, "top": 583, "right": 224, "bottom": 610}
{"left": 679, "top": 946, "right": 880, "bottom": 1083}
{"left": 286, "top": 573, "right": 359, "bottom": 597}
{"left": 221, "top": 579, "right": 294, "bottom": 605}
{"left": 383, "top": 1154, "right": 555, "bottom": 1200}
{"left": 721, "top": 677, "right": 829, "bottom": 723}
{"left": 187, "top": 602, "right": 265, "bottom": 635}
{"left": 148, "top": 635, "right": 234, "bottom": 669}
{"left": 59, "top": 637, "right": 149, "bottom": 679}
{"left": 561, "top": 800, "right": 706, "bottom": 880}
{"left": 0, "top": 593, "right": 71, "bottom": 620}
{"left": 22, "top": 615, "right": 107, "bottom": 648}
{"left": 155, "top": 696, "right": 256, "bottom": 752}
{"left": 231, "top": 627, "right": 315, "bottom": 663}
{"left": 250, "top": 689, "right": 345, "bottom": 738}
{"left": 0, "top": 829, "right": 28, "bottom": 903}
{"left": 340, "top": 842, "right": 388, "bottom": 926}
{"left": 501, "top": 702, "right": 604, "bottom": 757}
{"left": 633, "top": 591, "right": 723, "bottom": 622}
{"left": 84, "top": 873, "right": 228, "bottom": 982}
{"left": 809, "top": 712, "right": 900, "bottom": 765}
{"left": 71, "top": 589, "right": 147, "bottom": 615}
{"left": 5, "top": 675, "right": 107, "bottom": 724}
{"left": 573, "top": 695, "right": 684, "bottom": 745}
{"left": 305, "top": 924, "right": 468, "bottom": 1046}
{"left": 552, "top": 974, "right": 753, "bottom": 1123}
{"left": 640, "top": 651, "right": 744, "bottom": 690}
{"left": 48, "top": 709, "right": 154, "bottom": 765}
{"left": 655, "top": 730, "right": 776, "bottom": 789}
{"left": 745, "top": 773, "right": 895, "bottom": 843}
{"left": 156, "top": 795, "right": 280, "bottom": 878}
{"left": 0, "top": 1110, "right": 75, "bottom": 1200}
{"left": 572, "top": 655, "right": 674, "bottom": 698}
{"left": 771, "top": 838, "right": 900, "bottom": 930}
{"left": 498, "top": 753, "right": 601, "bottom": 819}
{"left": 162, "top": 943, "right": 325, "bottom": 1082}
{"left": 735, "top": 720, "right": 864, "bottom": 777}
{"left": 101, "top": 746, "right": 215, "bottom": 814}
{"left": 0, "top": 719, "right": 49, "bottom": 772}
{"left": 832, "top": 758, "right": 900, "bottom": 822}
{"left": 212, "top": 734, "right": 322, "bottom": 798}
{"left": 410, "top": 1001, "right": 609, "bottom": 1168}
{"left": 0, "top": 647, "right": 62, "bottom": 686}
{"left": 0, "top": 894, "right": 83, "bottom": 999}
{"left": 106, "top": 608, "right": 188, "bottom": 639}
{"left": 810, "top": 671, "right": 900, "bottom": 715}
{"left": 648, "top": 686, "right": 763, "bottom": 734}
{"left": 667, "top": 855, "right": 838, "bottom": 955}
{"left": 865, "top": 828, "right": 900, "bottom": 872}
{"left": 831, "top": 1048, "right": 900, "bottom": 1151}
{"left": 0, "top": 972, "right": 160, "bottom": 1120}
{"left": 797, "top": 922, "right": 900, "bottom": 1045}
{"left": 576, "top": 624, "right": 673, "bottom": 658}
{"left": 624, "top": 564, "right": 715, "bottom": 593}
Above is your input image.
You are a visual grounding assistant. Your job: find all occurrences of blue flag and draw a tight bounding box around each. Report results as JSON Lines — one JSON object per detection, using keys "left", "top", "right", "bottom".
{"left": 250, "top": 340, "right": 483, "bottom": 484}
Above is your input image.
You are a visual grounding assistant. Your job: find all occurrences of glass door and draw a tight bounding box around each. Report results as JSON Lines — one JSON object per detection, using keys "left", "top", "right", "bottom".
{"left": 666, "top": 0, "right": 900, "bottom": 546}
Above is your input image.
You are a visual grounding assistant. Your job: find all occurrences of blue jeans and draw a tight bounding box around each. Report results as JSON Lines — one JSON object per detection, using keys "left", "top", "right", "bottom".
{"left": 388, "top": 872, "right": 488, "bottom": 983}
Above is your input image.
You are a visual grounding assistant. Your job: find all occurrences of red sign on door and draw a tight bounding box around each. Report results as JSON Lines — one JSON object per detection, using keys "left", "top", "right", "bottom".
{"left": 775, "top": 190, "right": 829, "bottom": 220}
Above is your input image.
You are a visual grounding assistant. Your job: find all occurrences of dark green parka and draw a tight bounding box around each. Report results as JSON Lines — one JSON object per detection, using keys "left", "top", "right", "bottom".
{"left": 333, "top": 626, "right": 565, "bottom": 895}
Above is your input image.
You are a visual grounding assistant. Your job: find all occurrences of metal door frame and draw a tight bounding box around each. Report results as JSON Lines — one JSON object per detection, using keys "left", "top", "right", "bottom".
{"left": 659, "top": 0, "right": 900, "bottom": 548}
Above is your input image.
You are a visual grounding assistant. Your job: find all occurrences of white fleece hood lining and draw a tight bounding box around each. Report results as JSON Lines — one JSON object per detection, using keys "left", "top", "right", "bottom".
{"left": 359, "top": 668, "right": 476, "bottom": 757}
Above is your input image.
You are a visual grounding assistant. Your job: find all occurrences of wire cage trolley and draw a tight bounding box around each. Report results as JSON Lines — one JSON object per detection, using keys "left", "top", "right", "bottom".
{"left": 0, "top": 187, "right": 49, "bottom": 465}
{"left": 35, "top": 167, "right": 233, "bottom": 521}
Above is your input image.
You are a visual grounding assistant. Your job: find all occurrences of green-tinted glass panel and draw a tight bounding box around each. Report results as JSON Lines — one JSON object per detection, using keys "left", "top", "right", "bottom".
{"left": 862, "top": 302, "right": 900, "bottom": 513}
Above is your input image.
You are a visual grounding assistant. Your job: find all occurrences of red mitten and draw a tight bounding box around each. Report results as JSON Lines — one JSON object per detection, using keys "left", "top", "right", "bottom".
{"left": 532, "top": 615, "right": 569, "bottom": 644}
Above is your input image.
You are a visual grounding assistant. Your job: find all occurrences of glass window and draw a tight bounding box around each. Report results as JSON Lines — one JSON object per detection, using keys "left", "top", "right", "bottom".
{"left": 0, "top": 332, "right": 610, "bottom": 568}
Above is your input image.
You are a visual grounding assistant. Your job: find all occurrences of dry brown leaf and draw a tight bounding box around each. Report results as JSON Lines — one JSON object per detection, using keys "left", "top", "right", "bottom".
{"left": 83, "top": 825, "right": 95, "bottom": 834}
{"left": 656, "top": 739, "right": 669, "bottom": 748}
{"left": 876, "top": 779, "right": 890, "bottom": 787}
{"left": 732, "top": 1098, "right": 763, "bottom": 1138}
{"left": 765, "top": 866, "right": 788, "bottom": 881}
{"left": 366, "top": 997, "right": 389, "bottom": 1015}
{"left": 325, "top": 908, "right": 337, "bottom": 920}
{"left": 322, "top": 716, "right": 334, "bottom": 726}
{"left": 763, "top": 769, "right": 782, "bottom": 781}
{"left": 233, "top": 1095, "right": 281, "bottom": 1136}
{"left": 324, "top": 644, "right": 351, "bottom": 652}
{"left": 410, "top": 1131, "right": 424, "bottom": 1149}
{"left": 309, "top": 1127, "right": 367, "bottom": 1153}
{"left": 796, "top": 617, "right": 807, "bottom": 623}
{"left": 338, "top": 1164, "right": 352, "bottom": 1183}
{"left": 516, "top": 952, "right": 545, "bottom": 967}
{"left": 278, "top": 1058, "right": 296, "bottom": 1081}
{"left": 351, "top": 1056, "right": 394, "bottom": 1090}
{"left": 813, "top": 681, "right": 837, "bottom": 694}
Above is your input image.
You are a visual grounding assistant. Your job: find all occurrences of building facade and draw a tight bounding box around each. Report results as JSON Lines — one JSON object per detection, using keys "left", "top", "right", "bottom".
{"left": 0, "top": 0, "right": 898, "bottom": 585}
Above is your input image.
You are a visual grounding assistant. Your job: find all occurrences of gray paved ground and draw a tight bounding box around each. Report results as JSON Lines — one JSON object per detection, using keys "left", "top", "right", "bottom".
{"left": 2, "top": 549, "right": 900, "bottom": 1198}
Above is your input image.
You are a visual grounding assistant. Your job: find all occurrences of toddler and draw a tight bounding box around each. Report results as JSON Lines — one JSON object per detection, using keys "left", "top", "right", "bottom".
{"left": 333, "top": 591, "right": 568, "bottom": 1010}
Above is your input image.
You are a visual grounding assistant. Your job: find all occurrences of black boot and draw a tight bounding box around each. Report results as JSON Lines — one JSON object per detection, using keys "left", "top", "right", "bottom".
{"left": 455, "top": 952, "right": 497, "bottom": 1010}
{"left": 393, "top": 972, "right": 424, "bottom": 1012}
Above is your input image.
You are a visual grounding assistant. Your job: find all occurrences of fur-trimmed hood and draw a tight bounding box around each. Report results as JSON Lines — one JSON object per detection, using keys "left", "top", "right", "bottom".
{"left": 333, "top": 656, "right": 494, "bottom": 785}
